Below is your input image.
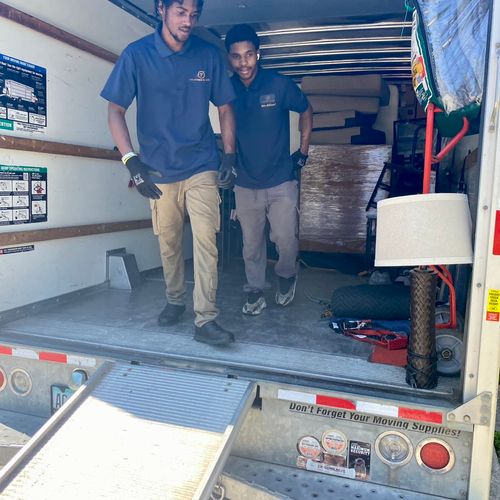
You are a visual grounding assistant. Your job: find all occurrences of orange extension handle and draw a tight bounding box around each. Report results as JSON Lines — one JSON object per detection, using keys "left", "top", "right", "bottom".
{"left": 423, "top": 103, "right": 436, "bottom": 194}
{"left": 423, "top": 104, "right": 470, "bottom": 194}
{"left": 430, "top": 264, "right": 457, "bottom": 330}
{"left": 434, "top": 116, "right": 469, "bottom": 163}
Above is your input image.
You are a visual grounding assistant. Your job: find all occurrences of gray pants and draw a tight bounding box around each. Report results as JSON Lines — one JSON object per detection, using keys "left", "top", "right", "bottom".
{"left": 234, "top": 181, "right": 299, "bottom": 292}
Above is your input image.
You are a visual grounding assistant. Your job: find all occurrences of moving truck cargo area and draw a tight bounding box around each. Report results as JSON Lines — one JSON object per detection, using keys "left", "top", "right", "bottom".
{"left": 0, "top": 1, "right": 499, "bottom": 499}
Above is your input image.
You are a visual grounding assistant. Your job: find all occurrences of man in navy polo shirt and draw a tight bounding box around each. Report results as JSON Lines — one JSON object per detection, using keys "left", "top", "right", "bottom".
{"left": 225, "top": 24, "right": 313, "bottom": 315}
{"left": 101, "top": 0, "right": 237, "bottom": 346}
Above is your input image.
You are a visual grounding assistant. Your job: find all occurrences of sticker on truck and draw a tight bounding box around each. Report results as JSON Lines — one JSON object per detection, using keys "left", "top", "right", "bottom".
{"left": 51, "top": 384, "right": 75, "bottom": 415}
{"left": 296, "top": 456, "right": 355, "bottom": 479}
{"left": 348, "top": 440, "right": 371, "bottom": 479}
{"left": 486, "top": 289, "right": 500, "bottom": 321}
{"left": 295, "top": 434, "right": 371, "bottom": 480}
{"left": 321, "top": 429, "right": 348, "bottom": 455}
{"left": 297, "top": 436, "right": 322, "bottom": 459}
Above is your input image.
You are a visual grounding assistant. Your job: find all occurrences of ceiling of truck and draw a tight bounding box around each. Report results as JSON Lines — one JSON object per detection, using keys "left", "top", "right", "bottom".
{"left": 109, "top": 0, "right": 412, "bottom": 82}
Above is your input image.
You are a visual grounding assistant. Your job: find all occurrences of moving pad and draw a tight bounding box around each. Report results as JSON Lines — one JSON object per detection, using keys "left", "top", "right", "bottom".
{"left": 312, "top": 110, "right": 377, "bottom": 129}
{"left": 299, "top": 144, "right": 392, "bottom": 254}
{"left": 308, "top": 95, "right": 380, "bottom": 114}
{"left": 302, "top": 75, "right": 390, "bottom": 105}
{"left": 311, "top": 127, "right": 386, "bottom": 145}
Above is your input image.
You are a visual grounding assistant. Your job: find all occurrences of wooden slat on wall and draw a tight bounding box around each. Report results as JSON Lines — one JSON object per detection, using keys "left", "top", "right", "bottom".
{"left": 0, "top": 220, "right": 152, "bottom": 247}
{"left": 0, "top": 4, "right": 144, "bottom": 249}
{"left": 0, "top": 2, "right": 118, "bottom": 63}
{"left": 0, "top": 4, "right": 122, "bottom": 161}
{"left": 0, "top": 135, "right": 121, "bottom": 161}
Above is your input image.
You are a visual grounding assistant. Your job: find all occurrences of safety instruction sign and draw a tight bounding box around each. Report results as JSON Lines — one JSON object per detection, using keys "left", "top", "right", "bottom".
{"left": 0, "top": 53, "right": 47, "bottom": 133}
{"left": 486, "top": 289, "right": 500, "bottom": 322}
{"left": 0, "top": 165, "right": 47, "bottom": 224}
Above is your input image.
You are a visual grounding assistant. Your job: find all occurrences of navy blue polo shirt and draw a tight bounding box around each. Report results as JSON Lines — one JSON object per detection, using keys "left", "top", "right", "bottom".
{"left": 101, "top": 29, "right": 235, "bottom": 183}
{"left": 231, "top": 69, "right": 309, "bottom": 189}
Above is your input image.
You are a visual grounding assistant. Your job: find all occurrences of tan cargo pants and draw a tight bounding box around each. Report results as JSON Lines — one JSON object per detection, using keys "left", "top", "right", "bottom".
{"left": 151, "top": 171, "right": 220, "bottom": 327}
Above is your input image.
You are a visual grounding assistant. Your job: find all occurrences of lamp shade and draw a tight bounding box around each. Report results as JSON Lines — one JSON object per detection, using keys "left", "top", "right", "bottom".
{"left": 375, "top": 193, "right": 473, "bottom": 267}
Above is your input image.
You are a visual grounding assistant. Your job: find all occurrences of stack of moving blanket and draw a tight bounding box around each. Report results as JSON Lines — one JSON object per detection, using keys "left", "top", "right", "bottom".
{"left": 302, "top": 75, "right": 397, "bottom": 145}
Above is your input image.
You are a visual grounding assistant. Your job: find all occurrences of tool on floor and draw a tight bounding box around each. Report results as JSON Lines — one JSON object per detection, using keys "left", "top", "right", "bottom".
{"left": 331, "top": 319, "right": 408, "bottom": 350}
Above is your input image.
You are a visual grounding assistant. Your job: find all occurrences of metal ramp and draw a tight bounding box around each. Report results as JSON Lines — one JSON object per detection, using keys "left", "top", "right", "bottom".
{"left": 0, "top": 362, "right": 255, "bottom": 500}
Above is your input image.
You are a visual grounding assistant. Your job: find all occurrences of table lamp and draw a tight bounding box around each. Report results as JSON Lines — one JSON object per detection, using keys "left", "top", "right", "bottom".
{"left": 375, "top": 193, "right": 473, "bottom": 388}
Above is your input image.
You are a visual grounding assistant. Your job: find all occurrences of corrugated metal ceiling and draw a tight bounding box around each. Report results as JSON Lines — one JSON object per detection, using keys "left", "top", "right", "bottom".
{"left": 108, "top": 0, "right": 412, "bottom": 82}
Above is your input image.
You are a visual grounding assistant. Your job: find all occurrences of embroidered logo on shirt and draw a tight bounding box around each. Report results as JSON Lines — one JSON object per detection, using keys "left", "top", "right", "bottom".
{"left": 190, "top": 70, "right": 210, "bottom": 82}
{"left": 260, "top": 94, "right": 276, "bottom": 108}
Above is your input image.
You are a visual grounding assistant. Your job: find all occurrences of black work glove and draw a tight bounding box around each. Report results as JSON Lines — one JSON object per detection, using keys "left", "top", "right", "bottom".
{"left": 124, "top": 156, "right": 162, "bottom": 200}
{"left": 291, "top": 149, "right": 308, "bottom": 171}
{"left": 217, "top": 152, "right": 237, "bottom": 190}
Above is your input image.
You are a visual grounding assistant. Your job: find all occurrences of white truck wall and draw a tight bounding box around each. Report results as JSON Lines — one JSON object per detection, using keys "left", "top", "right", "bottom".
{"left": 0, "top": 0, "right": 160, "bottom": 311}
{"left": 0, "top": 0, "right": 296, "bottom": 312}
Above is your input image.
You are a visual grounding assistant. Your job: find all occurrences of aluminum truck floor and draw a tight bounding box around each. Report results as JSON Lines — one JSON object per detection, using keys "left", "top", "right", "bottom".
{"left": 0, "top": 263, "right": 460, "bottom": 402}
{"left": 0, "top": 362, "right": 255, "bottom": 499}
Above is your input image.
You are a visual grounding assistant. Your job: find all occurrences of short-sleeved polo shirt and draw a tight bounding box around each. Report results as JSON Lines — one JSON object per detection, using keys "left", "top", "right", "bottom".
{"left": 101, "top": 29, "right": 235, "bottom": 183}
{"left": 231, "top": 69, "right": 309, "bottom": 189}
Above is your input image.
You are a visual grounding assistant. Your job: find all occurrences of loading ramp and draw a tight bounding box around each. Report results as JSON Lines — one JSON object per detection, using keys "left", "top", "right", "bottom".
{"left": 0, "top": 362, "right": 255, "bottom": 499}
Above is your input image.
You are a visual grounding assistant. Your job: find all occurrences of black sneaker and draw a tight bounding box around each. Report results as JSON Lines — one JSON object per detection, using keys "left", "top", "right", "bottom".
{"left": 275, "top": 275, "right": 297, "bottom": 306}
{"left": 242, "top": 290, "right": 267, "bottom": 315}
{"left": 194, "top": 321, "right": 235, "bottom": 346}
{"left": 158, "top": 303, "right": 186, "bottom": 326}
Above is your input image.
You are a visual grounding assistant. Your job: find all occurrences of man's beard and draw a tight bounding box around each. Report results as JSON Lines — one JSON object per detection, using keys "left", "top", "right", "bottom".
{"left": 164, "top": 18, "right": 190, "bottom": 42}
{"left": 169, "top": 27, "right": 184, "bottom": 42}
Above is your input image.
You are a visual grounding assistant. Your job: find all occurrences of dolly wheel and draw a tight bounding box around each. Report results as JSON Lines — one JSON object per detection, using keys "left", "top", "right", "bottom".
{"left": 436, "top": 331, "right": 464, "bottom": 376}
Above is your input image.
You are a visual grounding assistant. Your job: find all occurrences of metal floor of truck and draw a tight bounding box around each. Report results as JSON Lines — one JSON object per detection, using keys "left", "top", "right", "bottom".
{"left": 0, "top": 259, "right": 460, "bottom": 403}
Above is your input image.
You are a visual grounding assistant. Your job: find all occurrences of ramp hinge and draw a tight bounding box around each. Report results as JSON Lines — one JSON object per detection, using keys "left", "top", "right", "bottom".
{"left": 446, "top": 392, "right": 492, "bottom": 426}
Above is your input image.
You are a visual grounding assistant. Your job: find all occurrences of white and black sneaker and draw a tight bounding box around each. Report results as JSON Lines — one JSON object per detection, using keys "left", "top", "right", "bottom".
{"left": 275, "top": 275, "right": 297, "bottom": 307}
{"left": 242, "top": 291, "right": 267, "bottom": 316}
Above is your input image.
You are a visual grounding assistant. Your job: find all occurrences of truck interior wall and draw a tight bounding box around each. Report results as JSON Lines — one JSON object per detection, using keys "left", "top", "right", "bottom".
{"left": 0, "top": 0, "right": 163, "bottom": 311}
{"left": 463, "top": 1, "right": 500, "bottom": 492}
{"left": 435, "top": 135, "right": 480, "bottom": 317}
{"left": 0, "top": 0, "right": 301, "bottom": 312}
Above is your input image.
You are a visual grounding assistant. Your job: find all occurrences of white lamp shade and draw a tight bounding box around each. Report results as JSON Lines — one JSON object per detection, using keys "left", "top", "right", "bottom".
{"left": 375, "top": 193, "right": 473, "bottom": 267}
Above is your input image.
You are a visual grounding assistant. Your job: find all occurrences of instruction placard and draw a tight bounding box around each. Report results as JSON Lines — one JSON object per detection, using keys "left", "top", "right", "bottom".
{"left": 0, "top": 165, "right": 47, "bottom": 224}
{"left": 0, "top": 245, "right": 34, "bottom": 256}
{"left": 0, "top": 53, "right": 47, "bottom": 133}
{"left": 486, "top": 289, "right": 500, "bottom": 322}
